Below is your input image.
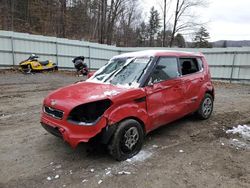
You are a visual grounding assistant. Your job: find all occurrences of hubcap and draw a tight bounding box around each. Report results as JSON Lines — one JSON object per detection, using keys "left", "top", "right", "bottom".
{"left": 124, "top": 127, "right": 139, "bottom": 150}
{"left": 202, "top": 97, "right": 212, "bottom": 117}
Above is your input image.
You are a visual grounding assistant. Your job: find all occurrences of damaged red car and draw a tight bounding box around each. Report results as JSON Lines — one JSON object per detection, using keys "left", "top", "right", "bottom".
{"left": 41, "top": 50, "right": 214, "bottom": 161}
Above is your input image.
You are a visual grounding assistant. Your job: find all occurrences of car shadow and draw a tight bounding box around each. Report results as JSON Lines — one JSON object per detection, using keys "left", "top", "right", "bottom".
{"left": 146, "top": 114, "right": 199, "bottom": 138}
{"left": 39, "top": 114, "right": 201, "bottom": 163}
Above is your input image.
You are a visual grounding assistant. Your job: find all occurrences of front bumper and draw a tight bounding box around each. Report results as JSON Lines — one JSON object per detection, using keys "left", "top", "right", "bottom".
{"left": 41, "top": 112, "right": 107, "bottom": 148}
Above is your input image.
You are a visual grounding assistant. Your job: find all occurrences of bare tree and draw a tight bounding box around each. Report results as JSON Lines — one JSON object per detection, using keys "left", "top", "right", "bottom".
{"left": 169, "top": 0, "right": 206, "bottom": 47}
{"left": 60, "top": 0, "right": 67, "bottom": 37}
{"left": 106, "top": 0, "right": 126, "bottom": 45}
{"left": 162, "top": 0, "right": 166, "bottom": 47}
{"left": 98, "top": 0, "right": 107, "bottom": 43}
{"left": 0, "top": 0, "right": 154, "bottom": 46}
{"left": 118, "top": 0, "right": 141, "bottom": 46}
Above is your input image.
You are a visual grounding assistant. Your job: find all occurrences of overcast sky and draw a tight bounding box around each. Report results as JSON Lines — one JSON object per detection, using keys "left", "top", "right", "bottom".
{"left": 142, "top": 0, "right": 250, "bottom": 41}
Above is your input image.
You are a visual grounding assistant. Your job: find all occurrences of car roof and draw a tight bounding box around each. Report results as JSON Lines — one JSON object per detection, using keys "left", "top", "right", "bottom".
{"left": 113, "top": 50, "right": 204, "bottom": 58}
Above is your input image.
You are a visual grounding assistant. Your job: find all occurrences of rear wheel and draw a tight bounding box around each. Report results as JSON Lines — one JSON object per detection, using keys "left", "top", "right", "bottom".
{"left": 53, "top": 66, "right": 58, "bottom": 71}
{"left": 196, "top": 93, "right": 213, "bottom": 119}
{"left": 108, "top": 119, "right": 144, "bottom": 161}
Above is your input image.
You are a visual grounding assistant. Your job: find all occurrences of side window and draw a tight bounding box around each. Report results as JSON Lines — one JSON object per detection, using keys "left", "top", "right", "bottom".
{"left": 148, "top": 57, "right": 179, "bottom": 84}
{"left": 180, "top": 58, "right": 202, "bottom": 76}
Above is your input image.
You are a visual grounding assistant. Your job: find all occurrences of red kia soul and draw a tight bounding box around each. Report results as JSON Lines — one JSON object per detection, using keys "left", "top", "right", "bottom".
{"left": 41, "top": 50, "right": 214, "bottom": 161}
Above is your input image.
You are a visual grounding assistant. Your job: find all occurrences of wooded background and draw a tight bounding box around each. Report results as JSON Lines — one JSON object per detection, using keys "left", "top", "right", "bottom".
{"left": 0, "top": 0, "right": 210, "bottom": 47}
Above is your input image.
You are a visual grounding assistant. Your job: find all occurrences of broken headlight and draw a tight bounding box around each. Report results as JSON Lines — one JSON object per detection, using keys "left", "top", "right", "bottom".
{"left": 67, "top": 99, "right": 112, "bottom": 126}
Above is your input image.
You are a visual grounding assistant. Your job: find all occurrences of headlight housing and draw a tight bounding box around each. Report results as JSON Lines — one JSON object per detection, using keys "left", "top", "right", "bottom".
{"left": 67, "top": 99, "right": 112, "bottom": 126}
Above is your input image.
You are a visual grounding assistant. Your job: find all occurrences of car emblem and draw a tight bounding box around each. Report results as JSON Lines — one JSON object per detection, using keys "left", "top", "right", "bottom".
{"left": 51, "top": 99, "right": 56, "bottom": 106}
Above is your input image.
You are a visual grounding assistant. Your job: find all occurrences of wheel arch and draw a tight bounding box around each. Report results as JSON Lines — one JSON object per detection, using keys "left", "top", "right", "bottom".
{"left": 100, "top": 116, "right": 146, "bottom": 145}
{"left": 118, "top": 116, "right": 146, "bottom": 135}
{"left": 205, "top": 88, "right": 214, "bottom": 99}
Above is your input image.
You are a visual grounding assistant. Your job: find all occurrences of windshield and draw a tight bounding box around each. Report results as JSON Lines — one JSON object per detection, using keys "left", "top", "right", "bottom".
{"left": 88, "top": 57, "right": 151, "bottom": 88}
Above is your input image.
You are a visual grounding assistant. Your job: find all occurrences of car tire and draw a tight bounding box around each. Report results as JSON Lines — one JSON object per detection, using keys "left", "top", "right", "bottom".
{"left": 196, "top": 93, "right": 213, "bottom": 120}
{"left": 108, "top": 119, "right": 144, "bottom": 161}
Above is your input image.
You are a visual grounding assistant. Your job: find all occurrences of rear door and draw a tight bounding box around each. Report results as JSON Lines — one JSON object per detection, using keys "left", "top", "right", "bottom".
{"left": 145, "top": 57, "right": 186, "bottom": 130}
{"left": 179, "top": 57, "right": 205, "bottom": 113}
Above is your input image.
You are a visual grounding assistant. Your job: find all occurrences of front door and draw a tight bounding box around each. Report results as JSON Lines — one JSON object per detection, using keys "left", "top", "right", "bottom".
{"left": 145, "top": 57, "right": 185, "bottom": 131}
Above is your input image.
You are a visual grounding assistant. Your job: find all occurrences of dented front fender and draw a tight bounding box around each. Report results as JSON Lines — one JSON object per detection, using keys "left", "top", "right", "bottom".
{"left": 105, "top": 101, "right": 150, "bottom": 133}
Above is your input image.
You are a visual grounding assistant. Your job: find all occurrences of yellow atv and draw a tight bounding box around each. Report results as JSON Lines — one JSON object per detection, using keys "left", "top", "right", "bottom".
{"left": 19, "top": 54, "right": 58, "bottom": 73}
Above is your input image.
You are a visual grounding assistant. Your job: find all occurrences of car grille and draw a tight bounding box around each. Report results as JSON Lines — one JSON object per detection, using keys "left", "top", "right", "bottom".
{"left": 44, "top": 106, "right": 64, "bottom": 119}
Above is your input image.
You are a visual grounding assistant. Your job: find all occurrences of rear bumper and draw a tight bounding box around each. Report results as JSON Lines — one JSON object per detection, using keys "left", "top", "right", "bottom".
{"left": 41, "top": 113, "right": 107, "bottom": 148}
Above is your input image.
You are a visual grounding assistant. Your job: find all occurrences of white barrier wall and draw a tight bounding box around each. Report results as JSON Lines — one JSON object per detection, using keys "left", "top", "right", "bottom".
{"left": 0, "top": 30, "right": 250, "bottom": 82}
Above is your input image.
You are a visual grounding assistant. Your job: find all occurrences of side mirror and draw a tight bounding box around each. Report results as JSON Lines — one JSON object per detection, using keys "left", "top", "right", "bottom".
{"left": 146, "top": 77, "right": 154, "bottom": 87}
{"left": 156, "top": 65, "right": 166, "bottom": 70}
{"left": 147, "top": 82, "right": 154, "bottom": 87}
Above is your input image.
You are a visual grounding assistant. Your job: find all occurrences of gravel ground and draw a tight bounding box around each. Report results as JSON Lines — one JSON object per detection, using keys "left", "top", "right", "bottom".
{"left": 0, "top": 70, "right": 250, "bottom": 188}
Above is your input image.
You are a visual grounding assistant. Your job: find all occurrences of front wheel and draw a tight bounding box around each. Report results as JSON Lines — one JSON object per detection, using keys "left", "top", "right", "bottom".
{"left": 108, "top": 119, "right": 144, "bottom": 161}
{"left": 196, "top": 93, "right": 214, "bottom": 120}
{"left": 21, "top": 64, "right": 32, "bottom": 74}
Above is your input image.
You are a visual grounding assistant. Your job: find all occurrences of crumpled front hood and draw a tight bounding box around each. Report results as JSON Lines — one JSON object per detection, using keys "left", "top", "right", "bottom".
{"left": 43, "top": 81, "right": 131, "bottom": 112}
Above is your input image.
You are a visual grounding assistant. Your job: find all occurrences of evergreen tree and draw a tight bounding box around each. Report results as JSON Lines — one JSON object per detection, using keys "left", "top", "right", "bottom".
{"left": 148, "top": 6, "right": 160, "bottom": 47}
{"left": 174, "top": 33, "right": 186, "bottom": 48}
{"left": 193, "top": 27, "right": 212, "bottom": 48}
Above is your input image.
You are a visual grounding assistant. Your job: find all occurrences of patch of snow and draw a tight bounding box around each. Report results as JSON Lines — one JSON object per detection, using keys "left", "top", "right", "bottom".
{"left": 105, "top": 171, "right": 111, "bottom": 175}
{"left": 98, "top": 180, "right": 103, "bottom": 184}
{"left": 221, "top": 143, "right": 225, "bottom": 146}
{"left": 226, "top": 125, "right": 250, "bottom": 141}
{"left": 161, "top": 146, "right": 168, "bottom": 149}
{"left": 152, "top": 145, "right": 158, "bottom": 148}
{"left": 47, "top": 176, "right": 52, "bottom": 181}
{"left": 0, "top": 111, "right": 39, "bottom": 120}
{"left": 82, "top": 179, "right": 88, "bottom": 183}
{"left": 126, "top": 159, "right": 132, "bottom": 162}
{"left": 90, "top": 168, "right": 95, "bottom": 173}
{"left": 54, "top": 175, "right": 59, "bottom": 179}
{"left": 118, "top": 171, "right": 131, "bottom": 175}
{"left": 179, "top": 150, "right": 184, "bottom": 153}
{"left": 104, "top": 90, "right": 120, "bottom": 96}
{"left": 116, "top": 82, "right": 140, "bottom": 89}
{"left": 229, "top": 138, "right": 248, "bottom": 149}
{"left": 55, "top": 165, "right": 61, "bottom": 169}
{"left": 89, "top": 95, "right": 103, "bottom": 100}
{"left": 126, "top": 150, "right": 152, "bottom": 162}
{"left": 226, "top": 125, "right": 250, "bottom": 150}
{"left": 69, "top": 170, "right": 73, "bottom": 175}
{"left": 50, "top": 162, "right": 54, "bottom": 165}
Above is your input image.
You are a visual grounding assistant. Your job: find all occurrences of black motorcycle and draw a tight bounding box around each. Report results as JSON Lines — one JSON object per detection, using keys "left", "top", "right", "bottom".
{"left": 72, "top": 56, "right": 89, "bottom": 76}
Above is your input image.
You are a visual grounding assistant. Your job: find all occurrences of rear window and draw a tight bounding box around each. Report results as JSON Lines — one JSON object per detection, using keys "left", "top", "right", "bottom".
{"left": 180, "top": 58, "right": 203, "bottom": 76}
